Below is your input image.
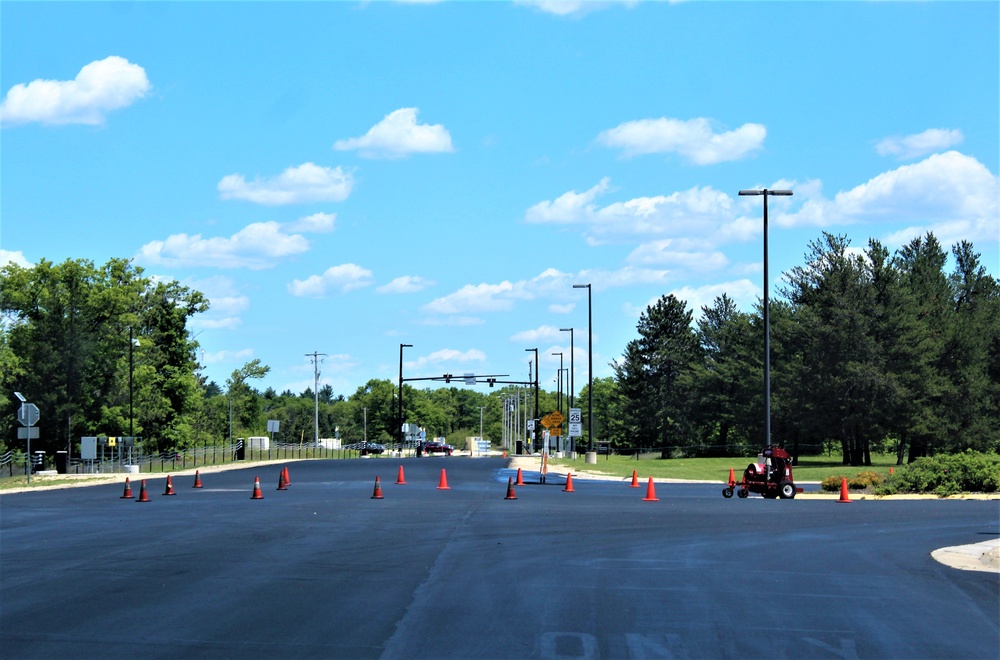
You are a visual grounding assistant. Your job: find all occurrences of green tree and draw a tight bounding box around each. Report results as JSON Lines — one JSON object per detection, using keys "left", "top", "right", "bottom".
{"left": 225, "top": 359, "right": 270, "bottom": 439}
{"left": 612, "top": 294, "right": 701, "bottom": 451}
{"left": 687, "top": 294, "right": 761, "bottom": 456}
{"left": 781, "top": 233, "right": 884, "bottom": 466}
{"left": 0, "top": 258, "right": 207, "bottom": 453}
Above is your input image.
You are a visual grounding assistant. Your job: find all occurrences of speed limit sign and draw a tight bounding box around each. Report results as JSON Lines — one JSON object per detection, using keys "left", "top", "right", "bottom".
{"left": 569, "top": 408, "right": 582, "bottom": 424}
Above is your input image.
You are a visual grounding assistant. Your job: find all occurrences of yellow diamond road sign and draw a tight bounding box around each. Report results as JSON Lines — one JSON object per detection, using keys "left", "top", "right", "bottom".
{"left": 547, "top": 410, "right": 564, "bottom": 426}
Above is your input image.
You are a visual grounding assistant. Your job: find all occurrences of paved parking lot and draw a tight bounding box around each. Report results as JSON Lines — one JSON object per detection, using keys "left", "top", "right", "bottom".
{"left": 2, "top": 457, "right": 997, "bottom": 658}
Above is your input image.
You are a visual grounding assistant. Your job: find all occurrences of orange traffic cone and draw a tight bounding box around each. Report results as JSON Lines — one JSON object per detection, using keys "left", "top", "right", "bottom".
{"left": 277, "top": 470, "right": 287, "bottom": 491}
{"left": 504, "top": 477, "right": 517, "bottom": 500}
{"left": 563, "top": 473, "right": 575, "bottom": 492}
{"left": 371, "top": 476, "right": 384, "bottom": 499}
{"left": 837, "top": 476, "right": 852, "bottom": 503}
{"left": 120, "top": 477, "right": 133, "bottom": 499}
{"left": 136, "top": 479, "right": 151, "bottom": 502}
{"left": 503, "top": 450, "right": 507, "bottom": 458}
{"left": 727, "top": 468, "right": 736, "bottom": 488}
{"left": 282, "top": 466, "right": 291, "bottom": 487}
{"left": 163, "top": 475, "right": 176, "bottom": 496}
{"left": 437, "top": 468, "right": 451, "bottom": 490}
{"left": 516, "top": 468, "right": 525, "bottom": 486}
{"left": 193, "top": 470, "right": 203, "bottom": 488}
{"left": 251, "top": 476, "right": 264, "bottom": 500}
{"left": 630, "top": 469, "right": 640, "bottom": 488}
{"left": 642, "top": 477, "right": 659, "bottom": 502}
{"left": 889, "top": 467, "right": 894, "bottom": 475}
{"left": 395, "top": 465, "right": 407, "bottom": 485}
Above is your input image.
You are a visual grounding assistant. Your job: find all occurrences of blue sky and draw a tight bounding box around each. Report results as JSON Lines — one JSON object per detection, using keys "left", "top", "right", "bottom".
{"left": 2, "top": 1, "right": 998, "bottom": 399}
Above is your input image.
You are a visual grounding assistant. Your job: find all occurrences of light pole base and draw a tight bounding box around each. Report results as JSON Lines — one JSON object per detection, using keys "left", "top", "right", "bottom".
{"left": 585, "top": 451, "right": 597, "bottom": 465}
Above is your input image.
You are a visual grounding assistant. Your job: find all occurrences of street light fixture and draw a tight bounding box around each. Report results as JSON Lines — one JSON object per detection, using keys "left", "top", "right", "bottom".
{"left": 738, "top": 188, "right": 792, "bottom": 447}
{"left": 399, "top": 344, "right": 412, "bottom": 455}
{"left": 573, "top": 283, "right": 593, "bottom": 452}
{"left": 525, "top": 348, "right": 538, "bottom": 452}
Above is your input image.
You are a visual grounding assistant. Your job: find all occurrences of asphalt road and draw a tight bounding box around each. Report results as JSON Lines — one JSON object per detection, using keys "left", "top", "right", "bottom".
{"left": 1, "top": 457, "right": 997, "bottom": 659}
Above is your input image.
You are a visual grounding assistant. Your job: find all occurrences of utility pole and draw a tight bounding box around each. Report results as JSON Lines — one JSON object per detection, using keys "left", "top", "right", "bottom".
{"left": 305, "top": 351, "right": 327, "bottom": 446}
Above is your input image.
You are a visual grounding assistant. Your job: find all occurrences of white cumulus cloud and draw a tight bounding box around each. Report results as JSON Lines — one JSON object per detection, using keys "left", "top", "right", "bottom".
{"left": 137, "top": 221, "right": 311, "bottom": 270}
{"left": 778, "top": 151, "right": 999, "bottom": 246}
{"left": 510, "top": 325, "right": 566, "bottom": 343}
{"left": 0, "top": 249, "right": 32, "bottom": 268}
{"left": 666, "top": 280, "right": 761, "bottom": 317}
{"left": 626, "top": 239, "right": 729, "bottom": 271}
{"left": 423, "top": 281, "right": 518, "bottom": 315}
{"left": 288, "top": 263, "right": 374, "bottom": 298}
{"left": 376, "top": 275, "right": 435, "bottom": 294}
{"left": 876, "top": 128, "right": 964, "bottom": 161}
{"left": 0, "top": 56, "right": 150, "bottom": 126}
{"left": 597, "top": 117, "right": 766, "bottom": 164}
{"left": 218, "top": 163, "right": 354, "bottom": 205}
{"left": 525, "top": 178, "right": 612, "bottom": 224}
{"left": 527, "top": 179, "right": 736, "bottom": 245}
{"left": 333, "top": 107, "right": 454, "bottom": 159}
{"left": 286, "top": 212, "right": 336, "bottom": 233}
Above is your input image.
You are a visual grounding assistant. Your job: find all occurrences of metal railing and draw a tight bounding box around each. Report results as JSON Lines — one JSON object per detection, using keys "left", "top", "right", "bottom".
{"left": 0, "top": 440, "right": 388, "bottom": 481}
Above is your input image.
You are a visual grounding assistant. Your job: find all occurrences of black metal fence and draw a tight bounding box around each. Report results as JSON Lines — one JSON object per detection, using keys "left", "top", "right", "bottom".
{"left": 0, "top": 440, "right": 393, "bottom": 480}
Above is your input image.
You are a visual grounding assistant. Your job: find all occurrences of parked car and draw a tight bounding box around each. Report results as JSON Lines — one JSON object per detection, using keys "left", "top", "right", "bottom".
{"left": 361, "top": 442, "right": 385, "bottom": 455}
{"left": 422, "top": 441, "right": 454, "bottom": 456}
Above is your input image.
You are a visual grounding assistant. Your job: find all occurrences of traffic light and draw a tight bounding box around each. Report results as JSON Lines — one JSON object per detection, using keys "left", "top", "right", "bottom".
{"left": 443, "top": 373, "right": 452, "bottom": 383}
{"left": 487, "top": 378, "right": 496, "bottom": 387}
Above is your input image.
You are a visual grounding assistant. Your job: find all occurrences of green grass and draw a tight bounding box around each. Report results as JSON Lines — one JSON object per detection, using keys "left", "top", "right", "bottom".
{"left": 549, "top": 453, "right": 901, "bottom": 483}
{"left": 0, "top": 475, "right": 101, "bottom": 491}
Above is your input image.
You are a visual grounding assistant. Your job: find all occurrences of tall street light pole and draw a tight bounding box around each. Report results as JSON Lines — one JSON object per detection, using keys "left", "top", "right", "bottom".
{"left": 128, "top": 326, "right": 135, "bottom": 439}
{"left": 738, "top": 188, "right": 792, "bottom": 448}
{"left": 399, "top": 343, "right": 412, "bottom": 455}
{"left": 560, "top": 327, "right": 574, "bottom": 454}
{"left": 526, "top": 348, "right": 538, "bottom": 452}
{"left": 573, "top": 283, "right": 593, "bottom": 452}
{"left": 552, "top": 351, "right": 563, "bottom": 454}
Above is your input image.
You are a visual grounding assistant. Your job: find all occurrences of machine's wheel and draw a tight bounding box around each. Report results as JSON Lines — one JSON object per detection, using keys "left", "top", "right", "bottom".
{"left": 723, "top": 487, "right": 734, "bottom": 498}
{"left": 737, "top": 488, "right": 749, "bottom": 498}
{"left": 779, "top": 481, "right": 796, "bottom": 499}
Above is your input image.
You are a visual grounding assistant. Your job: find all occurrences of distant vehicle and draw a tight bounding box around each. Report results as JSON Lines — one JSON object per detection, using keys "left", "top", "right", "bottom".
{"left": 361, "top": 442, "right": 385, "bottom": 455}
{"left": 422, "top": 441, "right": 454, "bottom": 456}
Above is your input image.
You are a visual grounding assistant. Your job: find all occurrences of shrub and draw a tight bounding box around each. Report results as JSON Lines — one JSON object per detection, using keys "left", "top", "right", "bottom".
{"left": 821, "top": 475, "right": 847, "bottom": 492}
{"left": 849, "top": 471, "right": 884, "bottom": 489}
{"left": 822, "top": 471, "right": 885, "bottom": 492}
{"left": 873, "top": 451, "right": 1000, "bottom": 496}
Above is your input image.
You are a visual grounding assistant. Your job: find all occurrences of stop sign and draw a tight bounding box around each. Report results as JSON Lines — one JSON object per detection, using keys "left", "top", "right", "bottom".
{"left": 17, "top": 403, "right": 39, "bottom": 427}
